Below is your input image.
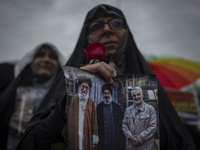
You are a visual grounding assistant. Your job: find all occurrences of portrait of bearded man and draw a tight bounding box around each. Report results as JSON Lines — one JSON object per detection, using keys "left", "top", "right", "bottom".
{"left": 68, "top": 75, "right": 99, "bottom": 150}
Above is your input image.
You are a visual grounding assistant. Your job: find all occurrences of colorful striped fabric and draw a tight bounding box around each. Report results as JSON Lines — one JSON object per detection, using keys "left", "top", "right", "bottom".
{"left": 148, "top": 57, "right": 200, "bottom": 89}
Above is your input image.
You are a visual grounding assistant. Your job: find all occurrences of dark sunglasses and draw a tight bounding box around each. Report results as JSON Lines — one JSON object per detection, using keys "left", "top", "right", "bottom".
{"left": 87, "top": 18, "right": 125, "bottom": 35}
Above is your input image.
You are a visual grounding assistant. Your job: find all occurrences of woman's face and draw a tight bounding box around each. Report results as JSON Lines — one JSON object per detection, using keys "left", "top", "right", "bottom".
{"left": 87, "top": 13, "right": 126, "bottom": 55}
{"left": 33, "top": 48, "right": 58, "bottom": 76}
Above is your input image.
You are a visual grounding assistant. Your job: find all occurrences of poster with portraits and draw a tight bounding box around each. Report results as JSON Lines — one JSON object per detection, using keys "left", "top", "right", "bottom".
{"left": 63, "top": 66, "right": 159, "bottom": 150}
{"left": 9, "top": 87, "right": 48, "bottom": 138}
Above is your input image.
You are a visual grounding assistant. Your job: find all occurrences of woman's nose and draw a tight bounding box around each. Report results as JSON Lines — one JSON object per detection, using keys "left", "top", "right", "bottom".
{"left": 43, "top": 54, "right": 51, "bottom": 61}
{"left": 103, "top": 23, "right": 112, "bottom": 32}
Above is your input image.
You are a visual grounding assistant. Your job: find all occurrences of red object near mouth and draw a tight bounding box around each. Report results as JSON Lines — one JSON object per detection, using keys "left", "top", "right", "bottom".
{"left": 84, "top": 42, "right": 108, "bottom": 62}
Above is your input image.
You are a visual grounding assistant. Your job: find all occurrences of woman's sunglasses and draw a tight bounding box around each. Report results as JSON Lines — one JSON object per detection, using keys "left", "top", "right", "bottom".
{"left": 87, "top": 18, "right": 125, "bottom": 35}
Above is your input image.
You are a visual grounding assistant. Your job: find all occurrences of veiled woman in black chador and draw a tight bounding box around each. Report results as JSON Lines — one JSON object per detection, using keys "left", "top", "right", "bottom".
{"left": 17, "top": 4, "right": 196, "bottom": 150}
{"left": 0, "top": 43, "right": 66, "bottom": 150}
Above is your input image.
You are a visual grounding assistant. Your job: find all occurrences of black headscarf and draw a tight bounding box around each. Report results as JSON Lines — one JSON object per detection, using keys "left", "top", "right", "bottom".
{"left": 66, "top": 4, "right": 148, "bottom": 73}
{"left": 17, "top": 4, "right": 196, "bottom": 150}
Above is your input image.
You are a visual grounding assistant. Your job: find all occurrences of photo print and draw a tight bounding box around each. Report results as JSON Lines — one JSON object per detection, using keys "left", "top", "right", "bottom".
{"left": 63, "top": 66, "right": 159, "bottom": 150}
{"left": 9, "top": 87, "right": 48, "bottom": 138}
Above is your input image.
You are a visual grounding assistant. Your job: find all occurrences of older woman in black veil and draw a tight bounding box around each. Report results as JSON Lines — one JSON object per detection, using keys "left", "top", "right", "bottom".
{"left": 17, "top": 4, "right": 196, "bottom": 150}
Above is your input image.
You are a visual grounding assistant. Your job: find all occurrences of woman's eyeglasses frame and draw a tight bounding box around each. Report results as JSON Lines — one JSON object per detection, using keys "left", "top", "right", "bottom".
{"left": 86, "top": 18, "right": 125, "bottom": 35}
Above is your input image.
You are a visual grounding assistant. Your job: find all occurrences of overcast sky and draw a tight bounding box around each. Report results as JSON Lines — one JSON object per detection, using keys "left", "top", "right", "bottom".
{"left": 0, "top": 0, "right": 200, "bottom": 63}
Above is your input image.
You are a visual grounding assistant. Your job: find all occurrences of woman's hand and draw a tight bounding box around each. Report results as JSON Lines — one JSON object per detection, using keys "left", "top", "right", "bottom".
{"left": 80, "top": 62, "right": 117, "bottom": 84}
